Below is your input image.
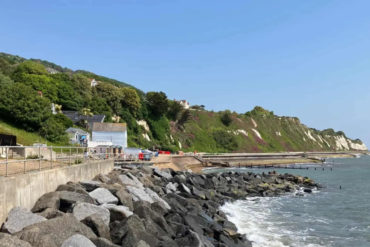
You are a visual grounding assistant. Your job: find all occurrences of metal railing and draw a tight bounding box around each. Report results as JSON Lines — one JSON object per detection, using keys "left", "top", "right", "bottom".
{"left": 0, "top": 146, "right": 120, "bottom": 177}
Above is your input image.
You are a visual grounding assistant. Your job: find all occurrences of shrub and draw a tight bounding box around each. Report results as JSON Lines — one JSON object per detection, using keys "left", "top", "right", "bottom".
{"left": 220, "top": 111, "right": 232, "bottom": 126}
{"left": 212, "top": 129, "right": 238, "bottom": 151}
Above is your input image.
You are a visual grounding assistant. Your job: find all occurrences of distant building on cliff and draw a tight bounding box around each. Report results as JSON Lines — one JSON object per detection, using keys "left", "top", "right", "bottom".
{"left": 175, "top": 99, "right": 190, "bottom": 109}
{"left": 63, "top": 111, "right": 105, "bottom": 130}
{"left": 91, "top": 122, "right": 127, "bottom": 148}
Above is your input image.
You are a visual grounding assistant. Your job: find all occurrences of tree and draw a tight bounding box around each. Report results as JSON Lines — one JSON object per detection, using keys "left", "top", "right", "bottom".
{"left": 146, "top": 91, "right": 169, "bottom": 117}
{"left": 120, "top": 87, "right": 141, "bottom": 116}
{"left": 213, "top": 129, "right": 238, "bottom": 151}
{"left": 221, "top": 110, "right": 233, "bottom": 126}
{"left": 96, "top": 83, "right": 123, "bottom": 114}
{"left": 39, "top": 116, "right": 68, "bottom": 143}
{"left": 177, "top": 109, "right": 191, "bottom": 127}
{"left": 167, "top": 100, "right": 183, "bottom": 120}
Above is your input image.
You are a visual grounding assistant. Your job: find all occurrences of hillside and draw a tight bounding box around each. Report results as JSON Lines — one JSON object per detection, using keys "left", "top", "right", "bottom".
{"left": 0, "top": 52, "right": 367, "bottom": 152}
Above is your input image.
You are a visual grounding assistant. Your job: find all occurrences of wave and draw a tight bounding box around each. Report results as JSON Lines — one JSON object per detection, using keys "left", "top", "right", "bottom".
{"left": 221, "top": 195, "right": 328, "bottom": 247}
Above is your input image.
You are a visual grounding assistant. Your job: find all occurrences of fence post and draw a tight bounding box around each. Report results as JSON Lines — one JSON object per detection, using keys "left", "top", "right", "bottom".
{"left": 39, "top": 146, "right": 41, "bottom": 171}
{"left": 24, "top": 147, "right": 26, "bottom": 174}
{"left": 5, "top": 147, "right": 8, "bottom": 177}
{"left": 69, "top": 147, "right": 72, "bottom": 165}
{"left": 50, "top": 146, "right": 53, "bottom": 169}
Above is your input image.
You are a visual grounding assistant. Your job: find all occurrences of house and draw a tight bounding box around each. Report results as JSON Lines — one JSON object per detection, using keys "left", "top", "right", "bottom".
{"left": 63, "top": 111, "right": 105, "bottom": 129}
{"left": 177, "top": 100, "right": 190, "bottom": 109}
{"left": 65, "top": 127, "right": 90, "bottom": 146}
{"left": 91, "top": 122, "right": 127, "bottom": 149}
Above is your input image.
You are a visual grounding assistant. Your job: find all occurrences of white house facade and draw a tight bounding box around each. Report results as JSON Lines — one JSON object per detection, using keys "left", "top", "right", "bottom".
{"left": 91, "top": 123, "right": 127, "bottom": 148}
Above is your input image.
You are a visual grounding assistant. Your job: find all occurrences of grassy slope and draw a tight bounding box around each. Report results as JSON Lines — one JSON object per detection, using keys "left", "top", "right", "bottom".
{"left": 171, "top": 109, "right": 364, "bottom": 153}
{"left": 0, "top": 119, "right": 58, "bottom": 146}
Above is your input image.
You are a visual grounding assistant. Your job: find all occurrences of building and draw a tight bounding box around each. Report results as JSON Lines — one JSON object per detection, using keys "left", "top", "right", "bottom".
{"left": 63, "top": 111, "right": 105, "bottom": 129}
{"left": 177, "top": 100, "right": 190, "bottom": 109}
{"left": 65, "top": 127, "right": 90, "bottom": 146}
{"left": 91, "top": 122, "right": 127, "bottom": 149}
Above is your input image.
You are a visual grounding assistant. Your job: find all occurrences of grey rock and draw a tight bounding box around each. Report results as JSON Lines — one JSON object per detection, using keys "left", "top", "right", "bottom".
{"left": 115, "top": 188, "right": 134, "bottom": 210}
{"left": 0, "top": 233, "right": 32, "bottom": 247}
{"left": 61, "top": 234, "right": 96, "bottom": 247}
{"left": 92, "top": 238, "right": 120, "bottom": 247}
{"left": 119, "top": 173, "right": 143, "bottom": 188}
{"left": 16, "top": 215, "right": 96, "bottom": 247}
{"left": 89, "top": 188, "right": 118, "bottom": 205}
{"left": 37, "top": 208, "right": 65, "bottom": 219}
{"left": 136, "top": 240, "right": 150, "bottom": 247}
{"left": 126, "top": 186, "right": 154, "bottom": 203}
{"left": 192, "top": 186, "right": 206, "bottom": 200}
{"left": 153, "top": 168, "right": 172, "bottom": 179}
{"left": 31, "top": 192, "right": 60, "bottom": 213}
{"left": 165, "top": 182, "right": 178, "bottom": 193}
{"left": 82, "top": 215, "right": 111, "bottom": 240}
{"left": 102, "top": 204, "right": 133, "bottom": 221}
{"left": 73, "top": 203, "right": 110, "bottom": 225}
{"left": 59, "top": 191, "right": 96, "bottom": 209}
{"left": 93, "top": 174, "right": 111, "bottom": 183}
{"left": 2, "top": 207, "right": 46, "bottom": 234}
{"left": 56, "top": 182, "right": 89, "bottom": 195}
{"left": 144, "top": 188, "right": 171, "bottom": 210}
{"left": 179, "top": 183, "right": 191, "bottom": 194}
{"left": 80, "top": 180, "right": 102, "bottom": 192}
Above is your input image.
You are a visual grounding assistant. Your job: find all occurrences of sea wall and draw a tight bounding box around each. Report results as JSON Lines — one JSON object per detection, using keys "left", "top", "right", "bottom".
{"left": 0, "top": 159, "right": 113, "bottom": 224}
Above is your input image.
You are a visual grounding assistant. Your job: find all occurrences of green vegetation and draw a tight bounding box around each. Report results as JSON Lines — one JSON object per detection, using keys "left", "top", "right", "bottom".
{"left": 0, "top": 52, "right": 365, "bottom": 152}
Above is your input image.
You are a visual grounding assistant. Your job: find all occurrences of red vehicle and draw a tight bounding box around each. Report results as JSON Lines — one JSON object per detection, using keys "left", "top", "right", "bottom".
{"left": 158, "top": 150, "right": 171, "bottom": 155}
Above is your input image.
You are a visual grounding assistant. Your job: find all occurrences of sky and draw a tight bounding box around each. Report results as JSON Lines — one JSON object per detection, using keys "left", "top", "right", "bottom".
{"left": 1, "top": 0, "right": 370, "bottom": 145}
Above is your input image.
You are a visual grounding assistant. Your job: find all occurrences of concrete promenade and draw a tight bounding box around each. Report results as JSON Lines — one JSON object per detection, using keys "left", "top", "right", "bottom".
{"left": 0, "top": 159, "right": 114, "bottom": 224}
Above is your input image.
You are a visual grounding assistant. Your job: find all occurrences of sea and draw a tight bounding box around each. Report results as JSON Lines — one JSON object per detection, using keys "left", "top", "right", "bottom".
{"left": 207, "top": 155, "right": 370, "bottom": 247}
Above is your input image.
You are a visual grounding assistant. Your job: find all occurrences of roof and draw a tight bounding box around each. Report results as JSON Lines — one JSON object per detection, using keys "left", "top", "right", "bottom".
{"left": 92, "top": 122, "right": 127, "bottom": 132}
{"left": 65, "top": 127, "right": 89, "bottom": 135}
{"left": 63, "top": 111, "right": 105, "bottom": 125}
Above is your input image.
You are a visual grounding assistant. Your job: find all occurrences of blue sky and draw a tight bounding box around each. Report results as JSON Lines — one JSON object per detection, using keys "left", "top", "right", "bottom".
{"left": 1, "top": 0, "right": 370, "bottom": 145}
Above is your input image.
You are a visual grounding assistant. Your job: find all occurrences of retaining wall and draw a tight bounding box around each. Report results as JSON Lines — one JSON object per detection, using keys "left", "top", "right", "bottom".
{"left": 0, "top": 159, "right": 114, "bottom": 224}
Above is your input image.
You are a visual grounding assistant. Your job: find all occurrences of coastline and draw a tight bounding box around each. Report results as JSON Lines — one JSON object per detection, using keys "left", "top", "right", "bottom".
{"left": 0, "top": 165, "right": 319, "bottom": 247}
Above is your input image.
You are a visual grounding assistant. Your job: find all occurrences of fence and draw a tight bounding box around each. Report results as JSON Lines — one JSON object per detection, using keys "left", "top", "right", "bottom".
{"left": 0, "top": 146, "right": 120, "bottom": 177}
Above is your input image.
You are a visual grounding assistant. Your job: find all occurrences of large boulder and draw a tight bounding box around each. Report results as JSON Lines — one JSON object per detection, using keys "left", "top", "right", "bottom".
{"left": 73, "top": 203, "right": 110, "bottom": 226}
{"left": 165, "top": 182, "right": 178, "bottom": 194}
{"left": 101, "top": 204, "right": 133, "bottom": 222}
{"left": 0, "top": 233, "right": 32, "bottom": 247}
{"left": 89, "top": 188, "right": 118, "bottom": 205}
{"left": 2, "top": 207, "right": 46, "bottom": 234}
{"left": 61, "top": 234, "right": 96, "bottom": 247}
{"left": 91, "top": 237, "right": 120, "bottom": 247}
{"left": 93, "top": 174, "right": 111, "bottom": 183}
{"left": 115, "top": 188, "right": 134, "bottom": 210}
{"left": 31, "top": 192, "right": 60, "bottom": 213}
{"left": 16, "top": 215, "right": 96, "bottom": 247}
{"left": 82, "top": 215, "right": 111, "bottom": 240}
{"left": 37, "top": 208, "right": 65, "bottom": 219}
{"left": 126, "top": 186, "right": 154, "bottom": 203}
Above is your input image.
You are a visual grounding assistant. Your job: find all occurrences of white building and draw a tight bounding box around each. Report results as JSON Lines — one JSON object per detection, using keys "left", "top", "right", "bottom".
{"left": 90, "top": 79, "right": 98, "bottom": 87}
{"left": 91, "top": 122, "right": 127, "bottom": 148}
{"left": 178, "top": 100, "right": 190, "bottom": 109}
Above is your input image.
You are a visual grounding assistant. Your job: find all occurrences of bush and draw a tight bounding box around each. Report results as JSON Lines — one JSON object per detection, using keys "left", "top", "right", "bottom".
{"left": 146, "top": 91, "right": 169, "bottom": 117}
{"left": 212, "top": 129, "right": 238, "bottom": 151}
{"left": 167, "top": 100, "right": 183, "bottom": 120}
{"left": 220, "top": 111, "right": 232, "bottom": 126}
{"left": 39, "top": 117, "right": 68, "bottom": 143}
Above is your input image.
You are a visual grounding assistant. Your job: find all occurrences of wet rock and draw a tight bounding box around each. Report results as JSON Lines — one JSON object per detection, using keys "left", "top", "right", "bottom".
{"left": 16, "top": 215, "right": 96, "bottom": 247}
{"left": 61, "top": 234, "right": 96, "bottom": 247}
{"left": 73, "top": 203, "right": 110, "bottom": 225}
{"left": 304, "top": 188, "right": 313, "bottom": 193}
{"left": 179, "top": 183, "right": 191, "bottom": 195}
{"left": 82, "top": 215, "right": 111, "bottom": 240}
{"left": 89, "top": 188, "right": 118, "bottom": 205}
{"left": 0, "top": 233, "right": 32, "bottom": 247}
{"left": 80, "top": 180, "right": 102, "bottom": 192}
{"left": 2, "top": 207, "right": 46, "bottom": 234}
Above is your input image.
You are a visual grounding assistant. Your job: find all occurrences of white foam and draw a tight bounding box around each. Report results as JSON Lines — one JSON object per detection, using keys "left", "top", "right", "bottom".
{"left": 221, "top": 196, "right": 326, "bottom": 247}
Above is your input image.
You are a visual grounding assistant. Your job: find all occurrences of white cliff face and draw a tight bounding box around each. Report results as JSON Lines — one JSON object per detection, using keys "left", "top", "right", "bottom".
{"left": 142, "top": 133, "right": 151, "bottom": 141}
{"left": 305, "top": 130, "right": 316, "bottom": 142}
{"left": 348, "top": 140, "right": 367, "bottom": 151}
{"left": 252, "top": 129, "right": 263, "bottom": 140}
{"left": 251, "top": 118, "right": 258, "bottom": 128}
{"left": 137, "top": 120, "right": 150, "bottom": 132}
{"left": 335, "top": 136, "right": 350, "bottom": 150}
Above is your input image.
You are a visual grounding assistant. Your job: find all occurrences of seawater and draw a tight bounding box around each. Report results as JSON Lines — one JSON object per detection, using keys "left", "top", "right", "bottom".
{"left": 207, "top": 155, "right": 370, "bottom": 247}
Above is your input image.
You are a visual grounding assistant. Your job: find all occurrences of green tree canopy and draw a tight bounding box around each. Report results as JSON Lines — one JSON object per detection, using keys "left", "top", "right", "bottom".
{"left": 146, "top": 91, "right": 169, "bottom": 117}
